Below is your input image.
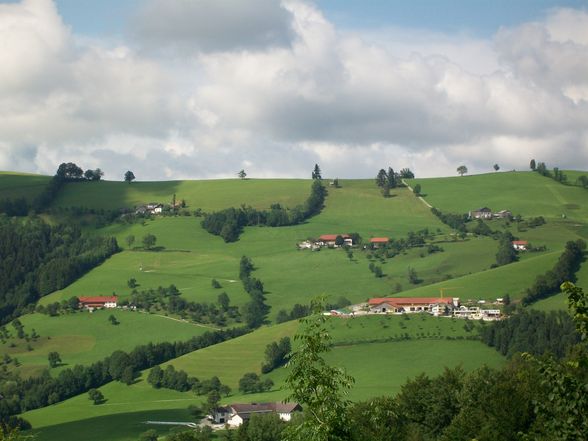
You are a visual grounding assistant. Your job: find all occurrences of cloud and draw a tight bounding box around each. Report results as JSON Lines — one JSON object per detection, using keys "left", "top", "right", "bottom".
{"left": 0, "top": 0, "right": 587, "bottom": 181}
{"left": 132, "top": 0, "right": 295, "bottom": 54}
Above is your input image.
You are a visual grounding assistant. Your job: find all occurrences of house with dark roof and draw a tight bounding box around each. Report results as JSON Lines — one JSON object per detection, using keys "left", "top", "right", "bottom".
{"left": 211, "top": 402, "right": 302, "bottom": 427}
{"left": 469, "top": 207, "right": 492, "bottom": 219}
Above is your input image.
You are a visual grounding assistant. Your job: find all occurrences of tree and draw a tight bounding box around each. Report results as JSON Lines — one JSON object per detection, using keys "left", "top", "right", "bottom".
{"left": 413, "top": 184, "right": 421, "bottom": 195}
{"left": 56, "top": 162, "right": 84, "bottom": 180}
{"left": 124, "top": 170, "right": 135, "bottom": 184}
{"left": 284, "top": 298, "right": 354, "bottom": 441}
{"left": 399, "top": 168, "right": 415, "bottom": 179}
{"left": 576, "top": 175, "right": 588, "bottom": 189}
{"left": 127, "top": 278, "right": 137, "bottom": 289}
{"left": 530, "top": 159, "right": 536, "bottom": 170}
{"left": 142, "top": 234, "right": 157, "bottom": 250}
{"left": 457, "top": 165, "right": 468, "bottom": 176}
{"left": 204, "top": 390, "right": 221, "bottom": 416}
{"left": 386, "top": 167, "right": 397, "bottom": 188}
{"left": 408, "top": 267, "right": 419, "bottom": 284}
{"left": 108, "top": 314, "right": 119, "bottom": 325}
{"left": 334, "top": 235, "right": 344, "bottom": 247}
{"left": 88, "top": 388, "right": 105, "bottom": 405}
{"left": 312, "top": 164, "right": 322, "bottom": 180}
{"left": 238, "top": 169, "right": 247, "bottom": 179}
{"left": 211, "top": 279, "right": 221, "bottom": 289}
{"left": 48, "top": 351, "right": 61, "bottom": 368}
{"left": 139, "top": 429, "right": 159, "bottom": 441}
{"left": 125, "top": 234, "right": 135, "bottom": 249}
{"left": 217, "top": 292, "right": 230, "bottom": 311}
{"left": 493, "top": 163, "right": 500, "bottom": 172}
{"left": 375, "top": 169, "right": 387, "bottom": 187}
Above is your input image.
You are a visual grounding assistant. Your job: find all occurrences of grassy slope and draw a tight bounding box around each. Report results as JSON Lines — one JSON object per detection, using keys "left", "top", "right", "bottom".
{"left": 1, "top": 309, "right": 208, "bottom": 377}
{"left": 24, "top": 315, "right": 504, "bottom": 441}
{"left": 0, "top": 172, "right": 51, "bottom": 201}
{"left": 53, "top": 179, "right": 310, "bottom": 211}
{"left": 408, "top": 171, "right": 588, "bottom": 222}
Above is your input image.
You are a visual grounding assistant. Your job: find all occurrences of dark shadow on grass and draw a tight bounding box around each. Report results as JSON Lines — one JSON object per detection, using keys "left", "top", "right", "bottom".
{"left": 28, "top": 408, "right": 195, "bottom": 441}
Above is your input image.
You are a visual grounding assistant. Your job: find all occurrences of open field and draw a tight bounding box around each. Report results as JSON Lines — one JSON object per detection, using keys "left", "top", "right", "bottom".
{"left": 24, "top": 316, "right": 504, "bottom": 441}
{"left": 1, "top": 309, "right": 208, "bottom": 377}
{"left": 4, "top": 171, "right": 586, "bottom": 441}
{"left": 53, "top": 179, "right": 311, "bottom": 211}
{"left": 0, "top": 171, "right": 51, "bottom": 201}
{"left": 408, "top": 171, "right": 588, "bottom": 222}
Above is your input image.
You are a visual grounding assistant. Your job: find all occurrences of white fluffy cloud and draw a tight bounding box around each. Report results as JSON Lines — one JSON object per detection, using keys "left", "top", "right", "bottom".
{"left": 0, "top": 0, "right": 587, "bottom": 180}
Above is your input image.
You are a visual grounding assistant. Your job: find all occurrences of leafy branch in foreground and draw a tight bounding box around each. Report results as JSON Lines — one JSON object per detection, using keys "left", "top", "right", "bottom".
{"left": 284, "top": 298, "right": 354, "bottom": 441}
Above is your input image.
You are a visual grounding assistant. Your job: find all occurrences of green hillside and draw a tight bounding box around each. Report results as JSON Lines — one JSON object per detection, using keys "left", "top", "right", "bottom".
{"left": 52, "top": 179, "right": 311, "bottom": 211}
{"left": 2, "top": 170, "right": 586, "bottom": 441}
{"left": 0, "top": 171, "right": 51, "bottom": 201}
{"left": 0, "top": 309, "right": 208, "bottom": 377}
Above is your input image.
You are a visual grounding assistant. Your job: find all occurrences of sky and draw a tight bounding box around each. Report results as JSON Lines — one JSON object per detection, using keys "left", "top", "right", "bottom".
{"left": 1, "top": 0, "right": 587, "bottom": 180}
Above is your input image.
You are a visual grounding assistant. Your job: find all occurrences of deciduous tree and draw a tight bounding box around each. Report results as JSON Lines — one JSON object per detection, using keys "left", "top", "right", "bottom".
{"left": 124, "top": 170, "right": 135, "bottom": 183}
{"left": 457, "top": 165, "right": 468, "bottom": 176}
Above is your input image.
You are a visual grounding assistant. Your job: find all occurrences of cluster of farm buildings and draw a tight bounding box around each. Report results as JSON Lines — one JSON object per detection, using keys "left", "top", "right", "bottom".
{"left": 331, "top": 297, "right": 502, "bottom": 321}
{"left": 298, "top": 234, "right": 389, "bottom": 250}
{"left": 211, "top": 402, "right": 301, "bottom": 427}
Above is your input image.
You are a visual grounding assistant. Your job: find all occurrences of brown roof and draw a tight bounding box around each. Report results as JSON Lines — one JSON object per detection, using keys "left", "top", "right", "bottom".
{"left": 512, "top": 241, "right": 528, "bottom": 245}
{"left": 369, "top": 297, "right": 453, "bottom": 306}
{"left": 370, "top": 237, "right": 389, "bottom": 243}
{"left": 79, "top": 296, "right": 118, "bottom": 304}
{"left": 230, "top": 402, "right": 301, "bottom": 417}
{"left": 319, "top": 234, "right": 350, "bottom": 241}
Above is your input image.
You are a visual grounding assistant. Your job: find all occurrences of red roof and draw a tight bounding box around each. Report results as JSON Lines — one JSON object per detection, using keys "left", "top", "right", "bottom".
{"left": 369, "top": 297, "right": 453, "bottom": 306}
{"left": 319, "top": 234, "right": 350, "bottom": 241}
{"left": 79, "top": 296, "right": 117, "bottom": 304}
{"left": 512, "top": 241, "right": 528, "bottom": 245}
{"left": 370, "top": 237, "right": 389, "bottom": 243}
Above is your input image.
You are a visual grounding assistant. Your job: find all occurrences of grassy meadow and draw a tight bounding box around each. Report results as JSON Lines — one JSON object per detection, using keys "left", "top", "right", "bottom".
{"left": 0, "top": 172, "right": 51, "bottom": 201}
{"left": 24, "top": 315, "right": 505, "bottom": 441}
{"left": 1, "top": 170, "right": 586, "bottom": 441}
{"left": 1, "top": 309, "right": 208, "bottom": 377}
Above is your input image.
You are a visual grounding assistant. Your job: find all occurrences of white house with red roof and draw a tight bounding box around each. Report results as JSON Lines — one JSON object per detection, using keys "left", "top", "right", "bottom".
{"left": 369, "top": 237, "right": 390, "bottom": 248}
{"left": 512, "top": 240, "right": 528, "bottom": 251}
{"left": 78, "top": 296, "right": 118, "bottom": 309}
{"left": 318, "top": 234, "right": 353, "bottom": 247}
{"left": 368, "top": 297, "right": 459, "bottom": 316}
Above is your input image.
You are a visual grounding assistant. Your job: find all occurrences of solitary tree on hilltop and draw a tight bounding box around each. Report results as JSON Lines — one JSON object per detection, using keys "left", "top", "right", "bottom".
{"left": 530, "top": 159, "right": 536, "bottom": 170}
{"left": 238, "top": 169, "right": 247, "bottom": 179}
{"left": 124, "top": 170, "right": 135, "bottom": 184}
{"left": 457, "top": 165, "right": 468, "bottom": 176}
{"left": 312, "top": 164, "right": 322, "bottom": 180}
{"left": 493, "top": 164, "right": 500, "bottom": 172}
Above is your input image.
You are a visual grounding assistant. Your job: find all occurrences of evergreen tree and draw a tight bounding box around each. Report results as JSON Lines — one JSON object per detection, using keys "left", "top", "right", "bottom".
{"left": 312, "top": 164, "right": 322, "bottom": 180}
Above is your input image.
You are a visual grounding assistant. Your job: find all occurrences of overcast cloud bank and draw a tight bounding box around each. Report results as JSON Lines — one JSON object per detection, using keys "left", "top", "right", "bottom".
{"left": 0, "top": 0, "right": 587, "bottom": 180}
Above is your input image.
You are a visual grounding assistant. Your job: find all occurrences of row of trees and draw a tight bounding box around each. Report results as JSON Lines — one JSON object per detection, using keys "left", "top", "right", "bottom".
{"left": 147, "top": 365, "right": 230, "bottom": 396}
{"left": 0, "top": 217, "right": 119, "bottom": 323}
{"left": 239, "top": 256, "right": 270, "bottom": 329}
{"left": 522, "top": 239, "right": 586, "bottom": 305}
{"left": 480, "top": 309, "right": 579, "bottom": 359}
{"left": 0, "top": 326, "right": 248, "bottom": 421}
{"left": 128, "top": 285, "right": 239, "bottom": 326}
{"left": 202, "top": 180, "right": 327, "bottom": 242}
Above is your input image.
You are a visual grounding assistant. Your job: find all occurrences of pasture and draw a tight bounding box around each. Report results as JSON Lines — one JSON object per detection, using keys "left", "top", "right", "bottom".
{"left": 1, "top": 309, "right": 207, "bottom": 377}
{"left": 0, "top": 172, "right": 51, "bottom": 201}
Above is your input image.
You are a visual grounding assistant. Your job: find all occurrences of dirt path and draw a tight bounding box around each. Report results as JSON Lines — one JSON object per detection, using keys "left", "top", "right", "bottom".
{"left": 137, "top": 310, "right": 220, "bottom": 330}
{"left": 402, "top": 179, "right": 433, "bottom": 209}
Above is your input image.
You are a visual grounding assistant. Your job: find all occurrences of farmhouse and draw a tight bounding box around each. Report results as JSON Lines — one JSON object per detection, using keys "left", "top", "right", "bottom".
{"left": 512, "top": 240, "right": 528, "bottom": 251}
{"left": 469, "top": 207, "right": 493, "bottom": 219}
{"left": 318, "top": 234, "right": 353, "bottom": 247}
{"left": 135, "top": 203, "right": 164, "bottom": 215}
{"left": 78, "top": 296, "right": 118, "bottom": 309}
{"left": 370, "top": 237, "right": 390, "bottom": 248}
{"left": 494, "top": 209, "right": 512, "bottom": 219}
{"left": 211, "top": 402, "right": 301, "bottom": 427}
{"left": 453, "top": 306, "right": 501, "bottom": 320}
{"left": 368, "top": 297, "right": 459, "bottom": 316}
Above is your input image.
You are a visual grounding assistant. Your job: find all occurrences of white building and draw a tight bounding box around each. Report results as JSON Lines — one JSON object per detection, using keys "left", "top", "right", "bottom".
{"left": 211, "top": 402, "right": 301, "bottom": 427}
